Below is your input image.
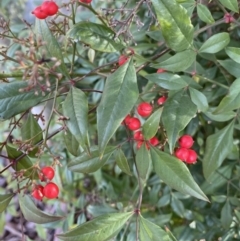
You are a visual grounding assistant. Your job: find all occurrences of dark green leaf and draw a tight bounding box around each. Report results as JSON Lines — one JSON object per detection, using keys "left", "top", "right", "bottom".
{"left": 219, "top": 0, "right": 238, "bottom": 12}
{"left": 145, "top": 73, "right": 188, "bottom": 90}
{"left": 67, "top": 22, "right": 124, "bottom": 52}
{"left": 57, "top": 212, "right": 133, "bottom": 241}
{"left": 197, "top": 4, "right": 215, "bottom": 24}
{"left": 203, "top": 121, "right": 234, "bottom": 180}
{"left": 115, "top": 149, "right": 132, "bottom": 176}
{"left": 63, "top": 129, "right": 81, "bottom": 157}
{"left": 189, "top": 87, "right": 209, "bottom": 112}
{"left": 151, "top": 0, "right": 194, "bottom": 51}
{"left": 35, "top": 20, "right": 70, "bottom": 78}
{"left": 139, "top": 215, "right": 171, "bottom": 241}
{"left": 199, "top": 33, "right": 230, "bottom": 53}
{"left": 68, "top": 146, "right": 115, "bottom": 173}
{"left": 221, "top": 200, "right": 232, "bottom": 229}
{"left": 62, "top": 87, "right": 90, "bottom": 154}
{"left": 171, "top": 195, "right": 185, "bottom": 218}
{"left": 19, "top": 194, "right": 63, "bottom": 224}
{"left": 0, "top": 82, "right": 47, "bottom": 120}
{"left": 142, "top": 108, "right": 163, "bottom": 140}
{"left": 151, "top": 147, "right": 209, "bottom": 201}
{"left": 97, "top": 58, "right": 138, "bottom": 155}
{"left": 0, "top": 194, "right": 14, "bottom": 213}
{"left": 151, "top": 49, "right": 196, "bottom": 72}
{"left": 218, "top": 59, "right": 240, "bottom": 78}
{"left": 162, "top": 90, "right": 197, "bottom": 153}
{"left": 136, "top": 144, "right": 151, "bottom": 180}
{"left": 225, "top": 47, "right": 240, "bottom": 64}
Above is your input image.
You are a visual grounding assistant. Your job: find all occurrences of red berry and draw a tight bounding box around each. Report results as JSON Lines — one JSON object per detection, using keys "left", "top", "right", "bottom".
{"left": 137, "top": 102, "right": 153, "bottom": 117}
{"left": 118, "top": 55, "right": 129, "bottom": 66}
{"left": 224, "top": 13, "right": 234, "bottom": 23}
{"left": 157, "top": 68, "right": 165, "bottom": 73}
{"left": 80, "top": 0, "right": 92, "bottom": 3}
{"left": 174, "top": 147, "right": 189, "bottom": 162}
{"left": 127, "top": 117, "right": 141, "bottom": 131}
{"left": 43, "top": 182, "right": 59, "bottom": 199}
{"left": 32, "top": 185, "right": 44, "bottom": 201}
{"left": 133, "top": 131, "right": 144, "bottom": 141}
{"left": 32, "top": 6, "right": 48, "bottom": 19}
{"left": 178, "top": 135, "right": 194, "bottom": 149}
{"left": 186, "top": 149, "right": 197, "bottom": 164}
{"left": 40, "top": 166, "right": 55, "bottom": 181}
{"left": 42, "top": 1, "right": 59, "bottom": 16}
{"left": 149, "top": 136, "right": 159, "bottom": 146}
{"left": 157, "top": 96, "right": 167, "bottom": 105}
{"left": 122, "top": 114, "right": 132, "bottom": 125}
{"left": 136, "top": 141, "right": 150, "bottom": 150}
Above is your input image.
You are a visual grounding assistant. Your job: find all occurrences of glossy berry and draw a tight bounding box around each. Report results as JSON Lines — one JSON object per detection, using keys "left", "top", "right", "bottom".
{"left": 137, "top": 102, "right": 153, "bottom": 117}
{"left": 127, "top": 117, "right": 141, "bottom": 131}
{"left": 174, "top": 147, "right": 189, "bottom": 162}
{"left": 133, "top": 131, "right": 144, "bottom": 141}
{"left": 157, "top": 68, "right": 165, "bottom": 73}
{"left": 149, "top": 136, "right": 159, "bottom": 146}
{"left": 43, "top": 182, "right": 59, "bottom": 199}
{"left": 32, "top": 6, "right": 48, "bottom": 19}
{"left": 178, "top": 135, "right": 194, "bottom": 149}
{"left": 157, "top": 96, "right": 167, "bottom": 105}
{"left": 186, "top": 149, "right": 197, "bottom": 164}
{"left": 80, "top": 0, "right": 92, "bottom": 3}
{"left": 32, "top": 185, "right": 44, "bottom": 201}
{"left": 118, "top": 55, "right": 129, "bottom": 66}
{"left": 122, "top": 114, "right": 132, "bottom": 125}
{"left": 39, "top": 166, "right": 55, "bottom": 181}
{"left": 41, "top": 1, "right": 59, "bottom": 16}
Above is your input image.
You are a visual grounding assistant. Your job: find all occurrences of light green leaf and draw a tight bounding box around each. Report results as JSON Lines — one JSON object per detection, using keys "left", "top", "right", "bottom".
{"left": 197, "top": 4, "right": 215, "bottom": 24}
{"left": 136, "top": 144, "right": 151, "bottom": 180}
{"left": 151, "top": 49, "right": 196, "bottom": 72}
{"left": 151, "top": 0, "right": 194, "bottom": 52}
{"left": 204, "top": 108, "right": 235, "bottom": 122}
{"left": 67, "top": 22, "right": 124, "bottom": 52}
{"left": 145, "top": 73, "right": 188, "bottom": 90}
{"left": 225, "top": 47, "right": 240, "bottom": 64}
{"left": 19, "top": 194, "right": 63, "bottom": 224}
{"left": 57, "top": 212, "right": 133, "bottom": 241}
{"left": 35, "top": 19, "right": 70, "bottom": 78}
{"left": 203, "top": 121, "right": 234, "bottom": 180}
{"left": 68, "top": 146, "right": 115, "bottom": 173}
{"left": 162, "top": 90, "right": 197, "bottom": 153}
{"left": 0, "top": 194, "right": 14, "bottom": 213}
{"left": 139, "top": 215, "right": 171, "bottom": 241}
{"left": 63, "top": 129, "right": 81, "bottom": 157}
{"left": 221, "top": 200, "right": 232, "bottom": 229}
{"left": 189, "top": 87, "right": 209, "bottom": 112}
{"left": 115, "top": 149, "right": 132, "bottom": 176}
{"left": 142, "top": 108, "right": 163, "bottom": 140}
{"left": 63, "top": 87, "right": 90, "bottom": 154}
{"left": 199, "top": 33, "right": 230, "bottom": 53}
{"left": 218, "top": 59, "right": 240, "bottom": 78}
{"left": 0, "top": 81, "right": 48, "bottom": 121}
{"left": 219, "top": 0, "right": 238, "bottom": 12}
{"left": 97, "top": 58, "right": 138, "bottom": 155}
{"left": 150, "top": 147, "right": 208, "bottom": 201}
{"left": 214, "top": 78, "right": 240, "bottom": 114}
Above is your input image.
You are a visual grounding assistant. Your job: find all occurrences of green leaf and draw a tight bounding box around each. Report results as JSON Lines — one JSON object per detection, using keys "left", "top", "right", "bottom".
{"left": 145, "top": 73, "right": 188, "bottom": 90}
{"left": 142, "top": 108, "right": 163, "bottom": 140}
{"left": 218, "top": 59, "right": 240, "bottom": 78}
{"left": 189, "top": 87, "right": 209, "bottom": 112}
{"left": 115, "top": 149, "right": 132, "bottom": 176}
{"left": 63, "top": 129, "right": 81, "bottom": 157}
{"left": 197, "top": 4, "right": 215, "bottom": 24}
{"left": 221, "top": 200, "right": 232, "bottom": 229}
{"left": 0, "top": 194, "right": 14, "bottom": 213}
{"left": 204, "top": 108, "right": 235, "bottom": 122}
{"left": 139, "top": 215, "right": 171, "bottom": 241}
{"left": 62, "top": 87, "right": 90, "bottom": 154}
{"left": 19, "top": 194, "right": 63, "bottom": 224}
{"left": 0, "top": 81, "right": 47, "bottom": 120}
{"left": 162, "top": 90, "right": 197, "bottom": 153}
{"left": 225, "top": 47, "right": 240, "bottom": 64}
{"left": 199, "top": 33, "right": 230, "bottom": 53}
{"left": 214, "top": 78, "right": 240, "bottom": 114}
{"left": 67, "top": 22, "right": 124, "bottom": 52}
{"left": 57, "top": 212, "right": 133, "bottom": 241}
{"left": 97, "top": 58, "right": 138, "bottom": 155}
{"left": 219, "top": 0, "right": 238, "bottom": 12}
{"left": 35, "top": 19, "right": 70, "bottom": 78}
{"left": 151, "top": 49, "right": 196, "bottom": 72}
{"left": 150, "top": 147, "right": 208, "bottom": 201}
{"left": 151, "top": 0, "right": 194, "bottom": 52}
{"left": 136, "top": 144, "right": 151, "bottom": 180}
{"left": 203, "top": 120, "right": 234, "bottom": 180}
{"left": 68, "top": 146, "right": 115, "bottom": 173}
{"left": 171, "top": 195, "right": 185, "bottom": 218}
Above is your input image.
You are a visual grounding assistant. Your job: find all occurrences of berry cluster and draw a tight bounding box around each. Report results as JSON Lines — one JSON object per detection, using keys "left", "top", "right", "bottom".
{"left": 32, "top": 1, "right": 58, "bottom": 20}
{"left": 32, "top": 166, "right": 59, "bottom": 201}
{"left": 174, "top": 135, "right": 197, "bottom": 164}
